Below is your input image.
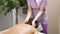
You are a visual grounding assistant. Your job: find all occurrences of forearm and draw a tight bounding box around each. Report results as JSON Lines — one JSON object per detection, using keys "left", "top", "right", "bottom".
{"left": 25, "top": 11, "right": 32, "bottom": 20}
{"left": 33, "top": 7, "right": 45, "bottom": 21}
{"left": 25, "top": 6, "right": 32, "bottom": 21}
{"left": 33, "top": 10, "right": 43, "bottom": 21}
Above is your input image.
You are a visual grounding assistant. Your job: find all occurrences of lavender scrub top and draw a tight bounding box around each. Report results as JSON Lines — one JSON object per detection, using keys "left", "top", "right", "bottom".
{"left": 27, "top": 0, "right": 48, "bottom": 24}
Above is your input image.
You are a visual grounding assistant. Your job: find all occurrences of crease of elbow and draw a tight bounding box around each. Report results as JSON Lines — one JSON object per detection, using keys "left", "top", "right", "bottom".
{"left": 39, "top": 8, "right": 46, "bottom": 12}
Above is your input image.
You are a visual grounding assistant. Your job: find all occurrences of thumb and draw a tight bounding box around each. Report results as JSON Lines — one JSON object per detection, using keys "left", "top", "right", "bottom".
{"left": 32, "top": 23, "right": 35, "bottom": 27}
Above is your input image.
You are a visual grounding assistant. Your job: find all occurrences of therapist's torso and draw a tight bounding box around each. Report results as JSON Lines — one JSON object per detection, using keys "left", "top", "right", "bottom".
{"left": 27, "top": 0, "right": 48, "bottom": 24}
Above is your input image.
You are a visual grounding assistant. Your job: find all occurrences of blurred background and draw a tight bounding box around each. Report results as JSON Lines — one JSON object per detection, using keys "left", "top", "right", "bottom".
{"left": 0, "top": 0, "right": 60, "bottom": 34}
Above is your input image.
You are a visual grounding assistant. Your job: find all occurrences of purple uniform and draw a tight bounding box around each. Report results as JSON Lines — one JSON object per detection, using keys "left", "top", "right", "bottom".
{"left": 27, "top": 0, "right": 48, "bottom": 34}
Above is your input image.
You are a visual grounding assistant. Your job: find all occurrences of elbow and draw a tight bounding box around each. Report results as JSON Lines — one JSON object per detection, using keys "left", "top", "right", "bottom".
{"left": 28, "top": 6, "right": 32, "bottom": 12}
{"left": 39, "top": 8, "right": 46, "bottom": 12}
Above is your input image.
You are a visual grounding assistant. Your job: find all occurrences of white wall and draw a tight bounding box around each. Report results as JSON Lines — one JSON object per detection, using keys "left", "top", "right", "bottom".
{"left": 58, "top": 0, "right": 60, "bottom": 34}
{"left": 18, "top": 7, "right": 26, "bottom": 23}
{"left": 0, "top": 7, "right": 26, "bottom": 31}
{"left": 58, "top": 13, "right": 60, "bottom": 34}
{"left": 0, "top": 12, "right": 13, "bottom": 31}
{"left": 47, "top": 0, "right": 60, "bottom": 34}
{"left": 12, "top": 7, "right": 26, "bottom": 24}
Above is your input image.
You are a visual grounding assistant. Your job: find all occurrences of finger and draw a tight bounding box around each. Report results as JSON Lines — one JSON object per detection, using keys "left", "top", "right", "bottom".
{"left": 32, "top": 24, "right": 35, "bottom": 27}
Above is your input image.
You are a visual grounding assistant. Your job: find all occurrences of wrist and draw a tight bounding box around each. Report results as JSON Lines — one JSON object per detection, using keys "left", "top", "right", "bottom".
{"left": 33, "top": 19, "right": 36, "bottom": 22}
{"left": 25, "top": 18, "right": 29, "bottom": 21}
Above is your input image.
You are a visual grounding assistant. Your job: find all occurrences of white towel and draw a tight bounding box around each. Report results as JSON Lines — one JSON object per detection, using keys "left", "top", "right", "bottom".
{"left": 37, "top": 23, "right": 43, "bottom": 31}
{"left": 38, "top": 32, "right": 44, "bottom": 34}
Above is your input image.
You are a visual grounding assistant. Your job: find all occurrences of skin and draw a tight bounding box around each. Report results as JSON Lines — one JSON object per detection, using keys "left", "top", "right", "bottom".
{"left": 24, "top": 5, "right": 45, "bottom": 27}
{"left": 24, "top": 6, "right": 32, "bottom": 24}
{"left": 0, "top": 24, "right": 38, "bottom": 34}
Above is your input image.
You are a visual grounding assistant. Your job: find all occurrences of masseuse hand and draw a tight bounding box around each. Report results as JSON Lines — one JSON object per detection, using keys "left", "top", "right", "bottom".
{"left": 32, "top": 20, "right": 35, "bottom": 27}
{"left": 23, "top": 19, "right": 29, "bottom": 24}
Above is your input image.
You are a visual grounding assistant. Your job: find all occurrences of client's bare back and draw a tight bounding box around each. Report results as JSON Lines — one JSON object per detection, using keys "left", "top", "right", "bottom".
{"left": 0, "top": 24, "right": 37, "bottom": 34}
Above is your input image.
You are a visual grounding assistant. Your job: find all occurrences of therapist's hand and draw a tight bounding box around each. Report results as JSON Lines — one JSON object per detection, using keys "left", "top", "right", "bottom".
{"left": 32, "top": 21, "right": 35, "bottom": 27}
{"left": 23, "top": 19, "right": 29, "bottom": 24}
